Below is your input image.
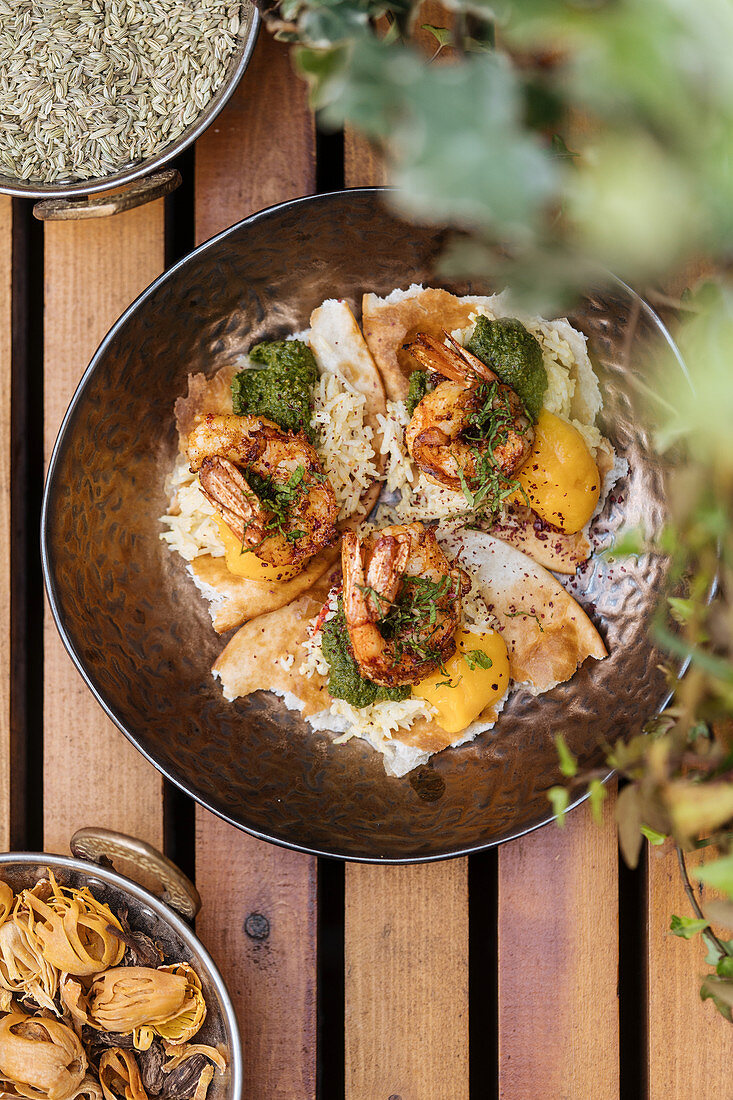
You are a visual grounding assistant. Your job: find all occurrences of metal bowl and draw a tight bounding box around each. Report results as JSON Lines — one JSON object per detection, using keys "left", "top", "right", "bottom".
{"left": 41, "top": 188, "right": 681, "bottom": 862}
{"left": 0, "top": 2, "right": 259, "bottom": 203}
{"left": 0, "top": 831, "right": 242, "bottom": 1097}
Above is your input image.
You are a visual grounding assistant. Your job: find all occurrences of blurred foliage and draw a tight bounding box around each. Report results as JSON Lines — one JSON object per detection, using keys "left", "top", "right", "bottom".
{"left": 254, "top": 0, "right": 733, "bottom": 1022}
{"left": 256, "top": 0, "right": 733, "bottom": 306}
{"left": 548, "top": 279, "right": 733, "bottom": 1022}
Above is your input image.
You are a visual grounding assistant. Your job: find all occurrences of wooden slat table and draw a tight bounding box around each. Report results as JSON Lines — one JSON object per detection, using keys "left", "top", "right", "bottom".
{"left": 4, "top": 29, "right": 732, "bottom": 1100}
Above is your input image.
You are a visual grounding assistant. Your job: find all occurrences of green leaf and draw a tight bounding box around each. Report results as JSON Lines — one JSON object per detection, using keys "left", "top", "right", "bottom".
{"left": 641, "top": 824, "right": 667, "bottom": 845}
{"left": 547, "top": 785, "right": 569, "bottom": 827}
{"left": 667, "top": 596, "right": 694, "bottom": 624}
{"left": 464, "top": 649, "right": 493, "bottom": 671}
{"left": 670, "top": 914, "right": 709, "bottom": 939}
{"left": 588, "top": 778, "right": 607, "bottom": 825}
{"left": 700, "top": 975, "right": 733, "bottom": 1022}
{"left": 555, "top": 733, "right": 577, "bottom": 778}
{"left": 717, "top": 955, "right": 733, "bottom": 978}
{"left": 705, "top": 938, "right": 733, "bottom": 967}
{"left": 421, "top": 23, "right": 452, "bottom": 46}
{"left": 694, "top": 854, "right": 733, "bottom": 899}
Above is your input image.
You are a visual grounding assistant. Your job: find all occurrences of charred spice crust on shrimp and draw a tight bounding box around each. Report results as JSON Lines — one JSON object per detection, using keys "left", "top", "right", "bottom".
{"left": 187, "top": 412, "right": 339, "bottom": 571}
{"left": 403, "top": 328, "right": 540, "bottom": 518}
{"left": 340, "top": 522, "right": 471, "bottom": 688}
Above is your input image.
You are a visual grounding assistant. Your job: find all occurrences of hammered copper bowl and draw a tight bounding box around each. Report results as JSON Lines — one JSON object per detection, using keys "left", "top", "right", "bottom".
{"left": 0, "top": 843, "right": 241, "bottom": 1098}
{"left": 42, "top": 189, "right": 680, "bottom": 861}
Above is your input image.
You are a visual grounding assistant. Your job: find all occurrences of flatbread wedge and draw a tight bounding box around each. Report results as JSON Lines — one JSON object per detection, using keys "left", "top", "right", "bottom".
{"left": 169, "top": 300, "right": 386, "bottom": 633}
{"left": 213, "top": 531, "right": 606, "bottom": 775}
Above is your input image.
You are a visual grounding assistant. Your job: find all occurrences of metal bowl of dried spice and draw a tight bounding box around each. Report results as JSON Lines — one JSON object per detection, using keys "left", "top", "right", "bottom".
{"left": 0, "top": 828, "right": 242, "bottom": 1099}
{"left": 0, "top": 0, "right": 258, "bottom": 220}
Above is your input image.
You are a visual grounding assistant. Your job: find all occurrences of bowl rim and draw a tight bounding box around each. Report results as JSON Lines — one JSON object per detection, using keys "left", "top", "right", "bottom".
{"left": 0, "top": 3, "right": 260, "bottom": 200}
{"left": 0, "top": 850, "right": 243, "bottom": 1096}
{"left": 40, "top": 186, "right": 691, "bottom": 863}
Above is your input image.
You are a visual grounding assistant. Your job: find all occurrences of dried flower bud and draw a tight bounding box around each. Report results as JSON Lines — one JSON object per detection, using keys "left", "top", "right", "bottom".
{"left": 99, "top": 1049, "right": 147, "bottom": 1100}
{"left": 0, "top": 920, "right": 58, "bottom": 1013}
{"left": 0, "top": 1012, "right": 86, "bottom": 1100}
{"left": 17, "top": 872, "right": 124, "bottom": 977}
{"left": 63, "top": 964, "right": 207, "bottom": 1054}
{"left": 143, "top": 965, "right": 206, "bottom": 1048}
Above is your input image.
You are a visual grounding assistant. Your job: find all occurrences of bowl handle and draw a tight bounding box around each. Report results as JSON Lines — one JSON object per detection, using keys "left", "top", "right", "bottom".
{"left": 31, "top": 169, "right": 181, "bottom": 221}
{"left": 70, "top": 827, "right": 201, "bottom": 921}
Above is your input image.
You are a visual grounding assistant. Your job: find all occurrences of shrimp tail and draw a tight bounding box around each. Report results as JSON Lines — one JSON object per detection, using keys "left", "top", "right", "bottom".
{"left": 403, "top": 330, "right": 499, "bottom": 385}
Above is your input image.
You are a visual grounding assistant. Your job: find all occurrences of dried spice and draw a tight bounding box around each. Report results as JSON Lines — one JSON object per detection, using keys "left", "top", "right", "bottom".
{"left": 98, "top": 1049, "right": 147, "bottom": 1100}
{"left": 16, "top": 872, "right": 125, "bottom": 978}
{"left": 0, "top": 1012, "right": 86, "bottom": 1100}
{"left": 0, "top": 920, "right": 59, "bottom": 1013}
{"left": 0, "top": 874, "right": 224, "bottom": 1100}
{"left": 64, "top": 964, "right": 205, "bottom": 1052}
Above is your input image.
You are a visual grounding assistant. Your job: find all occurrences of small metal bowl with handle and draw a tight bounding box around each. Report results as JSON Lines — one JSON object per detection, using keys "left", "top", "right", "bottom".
{"left": 0, "top": 3, "right": 258, "bottom": 222}
{"left": 0, "top": 828, "right": 242, "bottom": 1098}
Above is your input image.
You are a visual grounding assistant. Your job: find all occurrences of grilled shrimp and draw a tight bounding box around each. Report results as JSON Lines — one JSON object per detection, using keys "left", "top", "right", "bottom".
{"left": 404, "top": 332, "right": 534, "bottom": 494}
{"left": 187, "top": 413, "right": 338, "bottom": 568}
{"left": 341, "top": 522, "right": 469, "bottom": 687}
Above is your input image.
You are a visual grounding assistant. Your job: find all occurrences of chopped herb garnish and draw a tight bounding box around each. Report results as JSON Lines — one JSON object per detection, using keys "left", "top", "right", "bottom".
{"left": 240, "top": 464, "right": 310, "bottom": 549}
{"left": 455, "top": 380, "right": 532, "bottom": 520}
{"left": 464, "top": 649, "right": 493, "bottom": 671}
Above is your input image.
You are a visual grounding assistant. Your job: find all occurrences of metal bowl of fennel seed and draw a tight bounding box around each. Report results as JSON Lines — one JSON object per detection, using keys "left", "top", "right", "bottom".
{"left": 0, "top": 0, "right": 258, "bottom": 218}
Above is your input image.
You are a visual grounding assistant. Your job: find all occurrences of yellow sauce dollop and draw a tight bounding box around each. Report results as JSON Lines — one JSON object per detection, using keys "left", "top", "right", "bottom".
{"left": 214, "top": 514, "right": 301, "bottom": 582}
{"left": 516, "top": 409, "right": 600, "bottom": 533}
{"left": 412, "top": 628, "right": 510, "bottom": 735}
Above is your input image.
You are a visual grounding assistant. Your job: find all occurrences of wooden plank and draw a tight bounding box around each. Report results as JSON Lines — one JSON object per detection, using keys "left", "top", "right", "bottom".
{"left": 0, "top": 197, "right": 11, "bottom": 851}
{"left": 345, "top": 862, "right": 469, "bottom": 1100}
{"left": 195, "top": 816, "right": 317, "bottom": 1098}
{"left": 497, "top": 790, "right": 620, "bottom": 1098}
{"left": 195, "top": 31, "right": 316, "bottom": 243}
{"left": 193, "top": 31, "right": 318, "bottom": 1100}
{"left": 343, "top": 115, "right": 470, "bottom": 1100}
{"left": 647, "top": 844, "right": 733, "bottom": 1099}
{"left": 43, "top": 204, "right": 166, "bottom": 853}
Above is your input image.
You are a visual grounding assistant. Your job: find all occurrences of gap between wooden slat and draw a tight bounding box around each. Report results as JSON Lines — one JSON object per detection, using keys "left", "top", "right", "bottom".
{"left": 498, "top": 788, "right": 620, "bottom": 1099}
{"left": 646, "top": 844, "right": 733, "bottom": 1099}
{"left": 43, "top": 206, "right": 165, "bottom": 853}
{"left": 0, "top": 198, "right": 11, "bottom": 851}
{"left": 193, "top": 31, "right": 319, "bottom": 1100}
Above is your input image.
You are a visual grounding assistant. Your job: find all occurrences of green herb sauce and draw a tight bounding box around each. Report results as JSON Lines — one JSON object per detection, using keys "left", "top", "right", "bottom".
{"left": 406, "top": 370, "right": 437, "bottom": 416}
{"left": 466, "top": 316, "right": 547, "bottom": 421}
{"left": 231, "top": 339, "right": 318, "bottom": 439}
{"left": 321, "top": 601, "right": 411, "bottom": 708}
